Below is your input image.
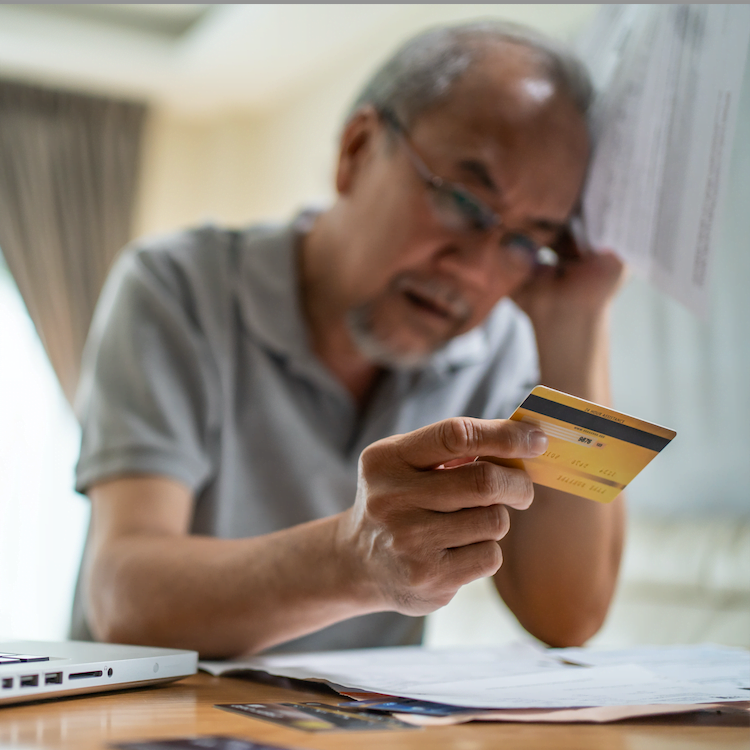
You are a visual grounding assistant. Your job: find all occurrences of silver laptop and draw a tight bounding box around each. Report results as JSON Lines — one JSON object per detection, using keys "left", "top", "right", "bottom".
{"left": 0, "top": 640, "right": 197, "bottom": 706}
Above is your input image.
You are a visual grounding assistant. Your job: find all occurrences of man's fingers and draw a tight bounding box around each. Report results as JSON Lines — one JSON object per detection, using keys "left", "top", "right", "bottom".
{"left": 428, "top": 504, "right": 512, "bottom": 549}
{"left": 391, "top": 416, "right": 548, "bottom": 470}
{"left": 443, "top": 541, "right": 504, "bottom": 585}
{"left": 397, "top": 461, "right": 535, "bottom": 512}
{"left": 352, "top": 418, "right": 542, "bottom": 615}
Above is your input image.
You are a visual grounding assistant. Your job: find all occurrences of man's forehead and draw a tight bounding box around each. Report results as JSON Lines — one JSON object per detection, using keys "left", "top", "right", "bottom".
{"left": 406, "top": 57, "right": 590, "bottom": 225}
{"left": 519, "top": 77, "right": 557, "bottom": 103}
{"left": 412, "top": 76, "right": 588, "bottom": 166}
{"left": 422, "top": 39, "right": 577, "bottom": 126}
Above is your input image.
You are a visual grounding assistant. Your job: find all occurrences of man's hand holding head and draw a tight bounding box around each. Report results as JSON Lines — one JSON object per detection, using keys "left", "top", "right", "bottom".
{"left": 511, "top": 243, "right": 627, "bottom": 403}
{"left": 337, "top": 417, "right": 548, "bottom": 616}
{"left": 513, "top": 242, "right": 627, "bottom": 328}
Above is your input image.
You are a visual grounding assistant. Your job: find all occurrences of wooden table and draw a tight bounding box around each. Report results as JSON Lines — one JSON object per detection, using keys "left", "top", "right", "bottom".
{"left": 0, "top": 672, "right": 748, "bottom": 749}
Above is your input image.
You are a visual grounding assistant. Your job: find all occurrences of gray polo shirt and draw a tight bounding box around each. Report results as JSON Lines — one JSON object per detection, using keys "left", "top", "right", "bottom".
{"left": 72, "top": 213, "right": 539, "bottom": 650}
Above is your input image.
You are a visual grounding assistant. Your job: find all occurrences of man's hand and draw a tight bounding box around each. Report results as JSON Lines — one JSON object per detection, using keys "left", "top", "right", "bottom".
{"left": 337, "top": 417, "right": 549, "bottom": 616}
{"left": 513, "top": 248, "right": 627, "bottom": 325}
{"left": 512, "top": 248, "right": 626, "bottom": 401}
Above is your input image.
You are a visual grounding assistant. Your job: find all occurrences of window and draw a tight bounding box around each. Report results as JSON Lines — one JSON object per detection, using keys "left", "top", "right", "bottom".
{"left": 0, "top": 254, "right": 89, "bottom": 640}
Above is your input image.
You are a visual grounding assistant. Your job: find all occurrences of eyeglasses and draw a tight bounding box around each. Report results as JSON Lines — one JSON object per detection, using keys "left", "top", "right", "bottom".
{"left": 379, "top": 108, "right": 558, "bottom": 272}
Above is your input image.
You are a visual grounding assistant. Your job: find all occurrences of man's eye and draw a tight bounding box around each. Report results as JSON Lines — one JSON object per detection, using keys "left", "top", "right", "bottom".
{"left": 504, "top": 233, "right": 540, "bottom": 256}
{"left": 450, "top": 190, "right": 491, "bottom": 229}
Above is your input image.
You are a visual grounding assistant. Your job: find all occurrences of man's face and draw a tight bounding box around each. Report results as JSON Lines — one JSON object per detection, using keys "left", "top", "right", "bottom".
{"left": 332, "top": 46, "right": 590, "bottom": 367}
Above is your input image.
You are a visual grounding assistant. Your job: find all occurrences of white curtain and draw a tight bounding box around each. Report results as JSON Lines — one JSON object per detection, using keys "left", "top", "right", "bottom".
{"left": 0, "top": 263, "right": 88, "bottom": 639}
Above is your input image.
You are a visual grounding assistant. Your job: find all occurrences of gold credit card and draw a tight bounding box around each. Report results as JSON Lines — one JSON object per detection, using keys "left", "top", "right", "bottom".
{"left": 491, "top": 386, "right": 676, "bottom": 503}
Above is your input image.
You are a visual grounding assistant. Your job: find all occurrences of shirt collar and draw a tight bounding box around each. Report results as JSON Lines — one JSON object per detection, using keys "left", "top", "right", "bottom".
{"left": 428, "top": 325, "right": 493, "bottom": 375}
{"left": 236, "top": 211, "right": 313, "bottom": 363}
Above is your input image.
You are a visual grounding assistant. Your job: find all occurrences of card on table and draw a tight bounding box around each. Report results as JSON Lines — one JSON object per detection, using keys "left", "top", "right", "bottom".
{"left": 292, "top": 701, "right": 418, "bottom": 729}
{"left": 485, "top": 385, "right": 676, "bottom": 503}
{"left": 216, "top": 703, "right": 331, "bottom": 732}
{"left": 340, "top": 697, "right": 474, "bottom": 716}
{"left": 216, "top": 702, "right": 417, "bottom": 732}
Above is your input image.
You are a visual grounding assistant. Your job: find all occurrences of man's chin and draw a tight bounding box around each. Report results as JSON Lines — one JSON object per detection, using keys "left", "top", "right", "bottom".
{"left": 346, "top": 311, "right": 443, "bottom": 370}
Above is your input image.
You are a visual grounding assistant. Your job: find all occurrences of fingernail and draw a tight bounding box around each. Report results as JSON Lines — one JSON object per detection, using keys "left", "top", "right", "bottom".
{"left": 529, "top": 429, "right": 548, "bottom": 454}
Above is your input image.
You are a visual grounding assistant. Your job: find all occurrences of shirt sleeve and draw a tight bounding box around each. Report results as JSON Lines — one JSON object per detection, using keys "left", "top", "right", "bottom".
{"left": 75, "top": 241, "right": 220, "bottom": 495}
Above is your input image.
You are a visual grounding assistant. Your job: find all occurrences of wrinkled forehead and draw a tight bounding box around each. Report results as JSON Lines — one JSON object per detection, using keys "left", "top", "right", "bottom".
{"left": 405, "top": 47, "right": 591, "bottom": 218}
{"left": 409, "top": 59, "right": 590, "bottom": 176}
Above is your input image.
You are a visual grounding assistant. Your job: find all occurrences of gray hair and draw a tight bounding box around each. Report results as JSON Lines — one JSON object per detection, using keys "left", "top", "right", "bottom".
{"left": 347, "top": 20, "right": 593, "bottom": 127}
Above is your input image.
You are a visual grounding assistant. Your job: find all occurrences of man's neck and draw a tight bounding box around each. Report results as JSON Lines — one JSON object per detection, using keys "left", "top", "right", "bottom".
{"left": 299, "top": 210, "right": 382, "bottom": 407}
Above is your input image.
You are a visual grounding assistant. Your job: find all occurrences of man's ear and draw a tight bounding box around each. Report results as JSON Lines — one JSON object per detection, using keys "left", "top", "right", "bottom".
{"left": 335, "top": 106, "right": 381, "bottom": 195}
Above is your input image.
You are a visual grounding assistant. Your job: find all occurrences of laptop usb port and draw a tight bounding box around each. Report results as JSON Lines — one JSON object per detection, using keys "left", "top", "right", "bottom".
{"left": 2, "top": 677, "right": 12, "bottom": 689}
{"left": 20, "top": 674, "right": 39, "bottom": 687}
{"left": 45, "top": 672, "right": 63, "bottom": 685}
{"left": 69, "top": 670, "right": 103, "bottom": 680}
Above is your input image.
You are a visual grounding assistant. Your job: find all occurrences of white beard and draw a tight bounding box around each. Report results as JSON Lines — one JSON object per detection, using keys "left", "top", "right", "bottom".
{"left": 345, "top": 304, "right": 437, "bottom": 370}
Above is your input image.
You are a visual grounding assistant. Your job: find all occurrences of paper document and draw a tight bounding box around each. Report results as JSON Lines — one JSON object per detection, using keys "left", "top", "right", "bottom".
{"left": 204, "top": 641, "right": 563, "bottom": 690}
{"left": 577, "top": 5, "right": 750, "bottom": 315}
{"left": 553, "top": 643, "right": 750, "bottom": 690}
{"left": 200, "top": 642, "right": 750, "bottom": 711}
{"left": 386, "top": 703, "right": 749, "bottom": 727}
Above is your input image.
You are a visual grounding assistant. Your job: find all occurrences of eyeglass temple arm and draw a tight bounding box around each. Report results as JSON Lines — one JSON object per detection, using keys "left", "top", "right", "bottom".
{"left": 379, "top": 108, "right": 444, "bottom": 189}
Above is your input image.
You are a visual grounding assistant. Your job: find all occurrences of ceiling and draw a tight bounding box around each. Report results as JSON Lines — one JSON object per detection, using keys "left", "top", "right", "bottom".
{"left": 0, "top": 4, "right": 599, "bottom": 117}
{"left": 23, "top": 5, "right": 212, "bottom": 38}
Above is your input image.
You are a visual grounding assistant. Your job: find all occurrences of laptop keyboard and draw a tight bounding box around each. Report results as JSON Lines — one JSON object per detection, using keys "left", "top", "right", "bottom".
{"left": 0, "top": 652, "right": 50, "bottom": 665}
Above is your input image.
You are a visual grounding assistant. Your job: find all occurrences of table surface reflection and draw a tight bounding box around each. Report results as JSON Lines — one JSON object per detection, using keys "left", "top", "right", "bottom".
{"left": 0, "top": 672, "right": 747, "bottom": 749}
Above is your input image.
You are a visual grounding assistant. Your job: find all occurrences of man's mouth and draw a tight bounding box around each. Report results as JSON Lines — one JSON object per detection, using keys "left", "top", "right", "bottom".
{"left": 395, "top": 275, "right": 471, "bottom": 326}
{"left": 345, "top": 274, "right": 473, "bottom": 368}
{"left": 402, "top": 288, "right": 453, "bottom": 319}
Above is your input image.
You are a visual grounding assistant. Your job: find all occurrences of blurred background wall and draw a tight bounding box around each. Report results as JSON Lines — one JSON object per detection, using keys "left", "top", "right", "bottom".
{"left": 131, "top": 4, "right": 598, "bottom": 235}
{"left": 0, "top": 4, "right": 747, "bottom": 648}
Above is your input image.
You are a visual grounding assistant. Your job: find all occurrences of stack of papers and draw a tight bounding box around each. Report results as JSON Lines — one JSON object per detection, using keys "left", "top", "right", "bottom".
{"left": 577, "top": 5, "right": 750, "bottom": 315}
{"left": 200, "top": 642, "right": 750, "bottom": 724}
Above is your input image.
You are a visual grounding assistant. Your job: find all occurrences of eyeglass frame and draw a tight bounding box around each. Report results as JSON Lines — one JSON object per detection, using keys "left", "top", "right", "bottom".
{"left": 377, "top": 107, "right": 559, "bottom": 269}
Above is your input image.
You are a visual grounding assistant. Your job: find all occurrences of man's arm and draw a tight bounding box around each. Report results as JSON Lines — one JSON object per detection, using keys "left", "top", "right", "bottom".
{"left": 494, "top": 249, "right": 627, "bottom": 647}
{"left": 85, "top": 476, "right": 369, "bottom": 658}
{"left": 85, "top": 419, "right": 548, "bottom": 658}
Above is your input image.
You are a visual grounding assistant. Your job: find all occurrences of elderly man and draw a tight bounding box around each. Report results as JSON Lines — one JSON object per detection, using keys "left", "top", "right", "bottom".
{"left": 72, "top": 21, "right": 625, "bottom": 658}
